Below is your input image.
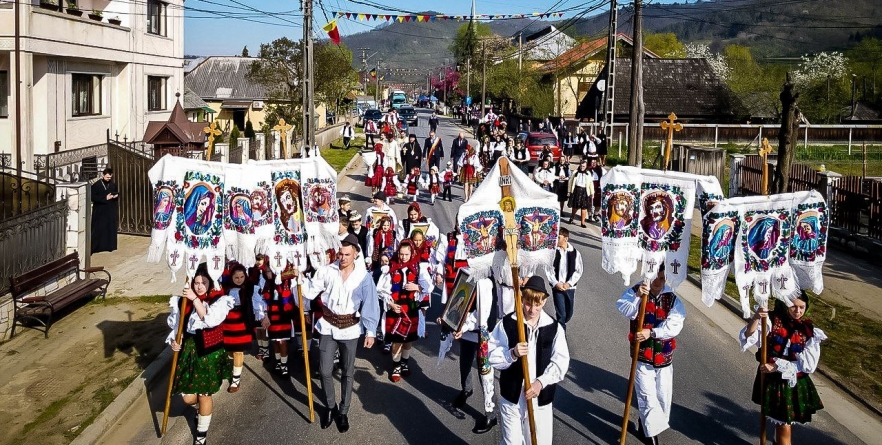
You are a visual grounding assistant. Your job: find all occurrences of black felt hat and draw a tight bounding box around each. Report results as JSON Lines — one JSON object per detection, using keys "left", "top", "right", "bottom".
{"left": 341, "top": 233, "right": 360, "bottom": 252}
{"left": 373, "top": 191, "right": 387, "bottom": 201}
{"left": 521, "top": 276, "right": 547, "bottom": 294}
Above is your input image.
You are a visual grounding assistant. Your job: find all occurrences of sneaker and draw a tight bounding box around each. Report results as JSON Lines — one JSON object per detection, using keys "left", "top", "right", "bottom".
{"left": 193, "top": 431, "right": 207, "bottom": 445}
{"left": 274, "top": 361, "right": 282, "bottom": 374}
{"left": 400, "top": 359, "right": 411, "bottom": 377}
{"left": 390, "top": 362, "right": 403, "bottom": 383}
{"left": 279, "top": 363, "right": 289, "bottom": 377}
{"left": 256, "top": 346, "right": 269, "bottom": 361}
{"left": 333, "top": 350, "right": 340, "bottom": 364}
{"left": 376, "top": 332, "right": 384, "bottom": 342}
{"left": 227, "top": 375, "right": 241, "bottom": 393}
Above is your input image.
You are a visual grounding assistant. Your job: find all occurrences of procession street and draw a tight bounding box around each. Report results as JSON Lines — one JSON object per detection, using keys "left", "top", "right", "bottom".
{"left": 104, "top": 109, "right": 876, "bottom": 445}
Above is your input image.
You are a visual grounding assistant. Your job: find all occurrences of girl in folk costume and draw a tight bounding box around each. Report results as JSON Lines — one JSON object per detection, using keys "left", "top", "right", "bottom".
{"left": 382, "top": 167, "right": 401, "bottom": 204}
{"left": 460, "top": 146, "right": 481, "bottom": 201}
{"left": 567, "top": 159, "right": 594, "bottom": 228}
{"left": 373, "top": 252, "right": 393, "bottom": 345}
{"left": 252, "top": 267, "right": 294, "bottom": 376}
{"left": 365, "top": 143, "right": 385, "bottom": 192}
{"left": 534, "top": 158, "right": 556, "bottom": 192}
{"left": 248, "top": 255, "right": 271, "bottom": 361}
{"left": 404, "top": 167, "right": 422, "bottom": 203}
{"left": 478, "top": 136, "right": 493, "bottom": 175}
{"left": 488, "top": 276, "right": 570, "bottom": 445}
{"left": 741, "top": 291, "right": 826, "bottom": 445}
{"left": 442, "top": 161, "right": 455, "bottom": 202}
{"left": 221, "top": 263, "right": 255, "bottom": 393}
{"left": 166, "top": 266, "right": 234, "bottom": 445}
{"left": 553, "top": 155, "right": 572, "bottom": 212}
{"left": 424, "top": 166, "right": 443, "bottom": 204}
{"left": 587, "top": 157, "right": 604, "bottom": 222}
{"left": 368, "top": 216, "right": 398, "bottom": 271}
{"left": 378, "top": 240, "right": 433, "bottom": 382}
{"left": 397, "top": 202, "right": 428, "bottom": 241}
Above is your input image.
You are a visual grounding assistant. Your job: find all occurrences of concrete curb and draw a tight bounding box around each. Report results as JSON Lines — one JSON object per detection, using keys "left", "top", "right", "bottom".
{"left": 686, "top": 272, "right": 882, "bottom": 419}
{"left": 71, "top": 347, "right": 173, "bottom": 445}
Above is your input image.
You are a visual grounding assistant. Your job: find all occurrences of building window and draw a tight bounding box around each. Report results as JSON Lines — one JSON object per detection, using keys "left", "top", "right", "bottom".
{"left": 148, "top": 76, "right": 167, "bottom": 111}
{"left": 147, "top": 0, "right": 167, "bottom": 36}
{"left": 0, "top": 71, "right": 8, "bottom": 118}
{"left": 72, "top": 73, "right": 102, "bottom": 117}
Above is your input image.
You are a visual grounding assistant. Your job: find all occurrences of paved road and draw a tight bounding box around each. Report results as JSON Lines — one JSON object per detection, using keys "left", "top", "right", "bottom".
{"left": 104, "top": 109, "right": 873, "bottom": 445}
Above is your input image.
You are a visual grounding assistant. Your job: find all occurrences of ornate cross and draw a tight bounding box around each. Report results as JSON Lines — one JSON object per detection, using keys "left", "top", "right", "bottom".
{"left": 169, "top": 250, "right": 180, "bottom": 267}
{"left": 669, "top": 259, "right": 681, "bottom": 275}
{"left": 203, "top": 121, "right": 222, "bottom": 161}
{"left": 742, "top": 284, "right": 752, "bottom": 294}
{"left": 759, "top": 138, "right": 773, "bottom": 195}
{"left": 272, "top": 118, "right": 294, "bottom": 159}
{"left": 646, "top": 258, "right": 658, "bottom": 273}
{"left": 293, "top": 250, "right": 303, "bottom": 267}
{"left": 188, "top": 254, "right": 199, "bottom": 270}
{"left": 758, "top": 280, "right": 769, "bottom": 294}
{"left": 274, "top": 252, "right": 284, "bottom": 268}
{"left": 659, "top": 112, "right": 683, "bottom": 171}
{"left": 776, "top": 274, "right": 789, "bottom": 290}
{"left": 212, "top": 255, "right": 222, "bottom": 269}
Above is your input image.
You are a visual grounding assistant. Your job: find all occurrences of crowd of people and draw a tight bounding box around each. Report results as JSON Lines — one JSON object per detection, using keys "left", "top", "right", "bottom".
{"left": 165, "top": 113, "right": 827, "bottom": 445}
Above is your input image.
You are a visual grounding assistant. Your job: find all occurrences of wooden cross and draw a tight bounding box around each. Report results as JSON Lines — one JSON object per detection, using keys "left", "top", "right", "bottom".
{"left": 203, "top": 121, "right": 222, "bottom": 161}
{"left": 274, "top": 252, "right": 284, "bottom": 268}
{"left": 188, "top": 254, "right": 199, "bottom": 270}
{"left": 759, "top": 138, "right": 773, "bottom": 195}
{"left": 646, "top": 258, "right": 658, "bottom": 273}
{"left": 169, "top": 250, "right": 180, "bottom": 267}
{"left": 660, "top": 112, "right": 683, "bottom": 171}
{"left": 669, "top": 259, "right": 681, "bottom": 275}
{"left": 273, "top": 118, "right": 294, "bottom": 159}
{"left": 212, "top": 255, "right": 222, "bottom": 269}
{"left": 776, "top": 274, "right": 789, "bottom": 290}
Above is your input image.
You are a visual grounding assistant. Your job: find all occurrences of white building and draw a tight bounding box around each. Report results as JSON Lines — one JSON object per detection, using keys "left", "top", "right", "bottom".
{"left": 0, "top": 0, "right": 184, "bottom": 169}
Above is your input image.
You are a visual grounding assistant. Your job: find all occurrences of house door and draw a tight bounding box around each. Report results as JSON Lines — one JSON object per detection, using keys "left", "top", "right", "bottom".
{"left": 233, "top": 110, "right": 246, "bottom": 131}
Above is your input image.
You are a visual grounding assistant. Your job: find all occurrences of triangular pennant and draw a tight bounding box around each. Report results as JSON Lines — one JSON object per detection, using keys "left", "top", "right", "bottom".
{"left": 396, "top": 15, "right": 403, "bottom": 22}
{"left": 385, "top": 15, "right": 391, "bottom": 21}
{"left": 417, "top": 15, "right": 424, "bottom": 22}
{"left": 357, "top": 13, "right": 365, "bottom": 20}
{"left": 346, "top": 12, "right": 351, "bottom": 19}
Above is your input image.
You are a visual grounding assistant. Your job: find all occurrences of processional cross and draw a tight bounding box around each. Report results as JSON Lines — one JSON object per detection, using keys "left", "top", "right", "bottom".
{"left": 273, "top": 118, "right": 294, "bottom": 159}
{"left": 203, "top": 121, "right": 222, "bottom": 161}
{"left": 660, "top": 112, "right": 683, "bottom": 171}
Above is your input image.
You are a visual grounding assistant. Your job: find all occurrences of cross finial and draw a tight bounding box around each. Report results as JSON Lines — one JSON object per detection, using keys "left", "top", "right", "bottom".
{"left": 659, "top": 112, "right": 683, "bottom": 171}
{"left": 272, "top": 118, "right": 294, "bottom": 159}
{"left": 203, "top": 121, "right": 222, "bottom": 161}
{"left": 760, "top": 137, "right": 773, "bottom": 195}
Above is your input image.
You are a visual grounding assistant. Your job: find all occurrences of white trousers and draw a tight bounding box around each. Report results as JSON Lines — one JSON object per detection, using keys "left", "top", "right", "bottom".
{"left": 635, "top": 362, "right": 673, "bottom": 437}
{"left": 498, "top": 286, "right": 515, "bottom": 318}
{"left": 499, "top": 395, "right": 553, "bottom": 445}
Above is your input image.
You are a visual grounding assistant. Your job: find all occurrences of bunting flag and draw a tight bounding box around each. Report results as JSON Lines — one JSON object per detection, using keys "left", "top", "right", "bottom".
{"left": 323, "top": 19, "right": 341, "bottom": 45}
{"left": 600, "top": 166, "right": 724, "bottom": 290}
{"left": 457, "top": 159, "right": 559, "bottom": 280}
{"left": 333, "top": 11, "right": 566, "bottom": 22}
{"left": 147, "top": 155, "right": 341, "bottom": 282}
{"left": 700, "top": 190, "right": 828, "bottom": 317}
{"left": 369, "top": 68, "right": 377, "bottom": 78}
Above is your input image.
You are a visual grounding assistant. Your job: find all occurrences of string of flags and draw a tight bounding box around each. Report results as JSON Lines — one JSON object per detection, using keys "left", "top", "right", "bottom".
{"left": 334, "top": 11, "right": 567, "bottom": 22}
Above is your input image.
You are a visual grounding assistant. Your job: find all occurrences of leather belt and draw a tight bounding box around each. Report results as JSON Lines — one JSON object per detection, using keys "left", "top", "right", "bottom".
{"left": 321, "top": 306, "right": 360, "bottom": 329}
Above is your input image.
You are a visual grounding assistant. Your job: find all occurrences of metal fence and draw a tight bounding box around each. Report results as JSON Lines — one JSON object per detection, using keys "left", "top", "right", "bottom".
{"left": 107, "top": 140, "right": 156, "bottom": 236}
{"left": 230, "top": 145, "right": 244, "bottom": 164}
{"left": 0, "top": 167, "right": 58, "bottom": 221}
{"left": 34, "top": 143, "right": 108, "bottom": 183}
{"left": 0, "top": 199, "right": 68, "bottom": 294}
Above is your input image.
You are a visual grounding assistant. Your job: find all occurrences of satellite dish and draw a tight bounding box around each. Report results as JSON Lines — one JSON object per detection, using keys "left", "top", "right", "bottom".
{"left": 596, "top": 80, "right": 606, "bottom": 92}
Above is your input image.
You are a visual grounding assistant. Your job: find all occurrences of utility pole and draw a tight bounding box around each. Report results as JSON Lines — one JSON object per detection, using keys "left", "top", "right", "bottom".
{"left": 301, "top": 0, "right": 315, "bottom": 158}
{"left": 14, "top": 0, "right": 22, "bottom": 174}
{"left": 467, "top": 58, "right": 471, "bottom": 101}
{"left": 602, "top": 0, "right": 618, "bottom": 139}
{"left": 375, "top": 61, "right": 381, "bottom": 107}
{"left": 359, "top": 47, "right": 369, "bottom": 92}
{"left": 481, "top": 41, "right": 487, "bottom": 118}
{"left": 627, "top": 0, "right": 645, "bottom": 167}
{"left": 517, "top": 32, "right": 523, "bottom": 113}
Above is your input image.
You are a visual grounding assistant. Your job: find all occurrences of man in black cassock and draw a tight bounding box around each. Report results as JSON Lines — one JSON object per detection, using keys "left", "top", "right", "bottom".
{"left": 401, "top": 134, "right": 423, "bottom": 174}
{"left": 91, "top": 167, "right": 119, "bottom": 253}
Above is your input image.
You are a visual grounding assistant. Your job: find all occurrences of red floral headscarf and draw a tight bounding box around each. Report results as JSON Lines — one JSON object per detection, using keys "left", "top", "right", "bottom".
{"left": 391, "top": 239, "right": 420, "bottom": 273}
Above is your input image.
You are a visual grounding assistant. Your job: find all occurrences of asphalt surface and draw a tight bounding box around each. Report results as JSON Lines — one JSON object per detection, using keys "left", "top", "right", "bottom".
{"left": 112, "top": 110, "right": 868, "bottom": 445}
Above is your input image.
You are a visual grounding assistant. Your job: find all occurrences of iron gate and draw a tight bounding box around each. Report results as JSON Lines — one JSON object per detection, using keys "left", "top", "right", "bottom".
{"left": 108, "top": 141, "right": 155, "bottom": 235}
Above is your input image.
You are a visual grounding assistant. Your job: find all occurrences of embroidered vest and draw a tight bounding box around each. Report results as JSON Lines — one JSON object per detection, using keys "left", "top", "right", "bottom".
{"left": 628, "top": 285, "right": 678, "bottom": 368}
{"left": 761, "top": 314, "right": 814, "bottom": 367}
{"left": 183, "top": 289, "right": 225, "bottom": 355}
{"left": 499, "top": 316, "right": 558, "bottom": 406}
{"left": 553, "top": 248, "right": 578, "bottom": 283}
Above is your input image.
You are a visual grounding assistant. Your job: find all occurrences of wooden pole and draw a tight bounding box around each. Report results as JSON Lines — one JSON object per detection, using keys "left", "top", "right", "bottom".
{"left": 619, "top": 286, "right": 649, "bottom": 445}
{"left": 161, "top": 283, "right": 190, "bottom": 436}
{"left": 498, "top": 157, "right": 538, "bottom": 445}
{"left": 760, "top": 138, "right": 773, "bottom": 196}
{"left": 297, "top": 284, "right": 315, "bottom": 423}
{"left": 758, "top": 137, "right": 772, "bottom": 444}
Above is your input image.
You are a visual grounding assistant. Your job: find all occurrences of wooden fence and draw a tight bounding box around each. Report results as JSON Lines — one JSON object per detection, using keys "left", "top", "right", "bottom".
{"left": 830, "top": 177, "right": 882, "bottom": 240}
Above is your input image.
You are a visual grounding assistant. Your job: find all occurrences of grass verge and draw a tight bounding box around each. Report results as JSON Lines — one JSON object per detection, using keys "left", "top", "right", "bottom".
{"left": 322, "top": 136, "right": 362, "bottom": 172}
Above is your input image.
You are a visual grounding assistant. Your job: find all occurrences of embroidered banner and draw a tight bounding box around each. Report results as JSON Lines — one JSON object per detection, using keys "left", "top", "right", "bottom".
{"left": 458, "top": 159, "right": 559, "bottom": 280}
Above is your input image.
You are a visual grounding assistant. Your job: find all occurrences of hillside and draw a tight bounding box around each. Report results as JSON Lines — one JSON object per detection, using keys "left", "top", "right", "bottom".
{"left": 341, "top": 14, "right": 549, "bottom": 76}
{"left": 562, "top": 0, "right": 882, "bottom": 58}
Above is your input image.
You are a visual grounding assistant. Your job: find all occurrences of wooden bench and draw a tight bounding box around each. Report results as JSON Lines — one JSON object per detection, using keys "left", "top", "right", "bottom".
{"left": 9, "top": 252, "right": 111, "bottom": 338}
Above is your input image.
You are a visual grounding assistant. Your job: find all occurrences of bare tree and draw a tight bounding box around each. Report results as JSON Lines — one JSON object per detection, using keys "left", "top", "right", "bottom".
{"left": 772, "top": 72, "right": 800, "bottom": 194}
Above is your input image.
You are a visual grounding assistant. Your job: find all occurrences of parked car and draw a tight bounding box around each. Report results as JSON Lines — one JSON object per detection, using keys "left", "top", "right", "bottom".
{"left": 360, "top": 108, "right": 383, "bottom": 127}
{"left": 398, "top": 105, "right": 418, "bottom": 126}
{"left": 523, "top": 132, "right": 561, "bottom": 165}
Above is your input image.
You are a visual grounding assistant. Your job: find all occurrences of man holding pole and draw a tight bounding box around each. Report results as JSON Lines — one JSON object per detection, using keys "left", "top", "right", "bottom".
{"left": 489, "top": 276, "right": 570, "bottom": 445}
{"left": 297, "top": 234, "right": 380, "bottom": 433}
{"left": 616, "top": 264, "right": 686, "bottom": 445}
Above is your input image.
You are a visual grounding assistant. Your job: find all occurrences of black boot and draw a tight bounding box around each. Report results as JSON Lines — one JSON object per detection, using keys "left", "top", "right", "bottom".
{"left": 321, "top": 404, "right": 338, "bottom": 429}
{"left": 337, "top": 413, "right": 350, "bottom": 433}
{"left": 473, "top": 414, "right": 498, "bottom": 434}
{"left": 452, "top": 389, "right": 473, "bottom": 409}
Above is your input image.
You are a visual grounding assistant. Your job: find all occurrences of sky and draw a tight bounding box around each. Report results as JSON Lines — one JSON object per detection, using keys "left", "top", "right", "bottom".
{"left": 183, "top": 0, "right": 685, "bottom": 56}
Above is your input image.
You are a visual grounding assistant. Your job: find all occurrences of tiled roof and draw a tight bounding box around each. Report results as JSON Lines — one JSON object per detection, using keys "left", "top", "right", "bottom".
{"left": 842, "top": 102, "right": 882, "bottom": 122}
{"left": 184, "top": 57, "right": 269, "bottom": 100}
{"left": 143, "top": 100, "right": 206, "bottom": 145}
{"left": 182, "top": 87, "right": 210, "bottom": 111}
{"left": 539, "top": 33, "right": 656, "bottom": 73}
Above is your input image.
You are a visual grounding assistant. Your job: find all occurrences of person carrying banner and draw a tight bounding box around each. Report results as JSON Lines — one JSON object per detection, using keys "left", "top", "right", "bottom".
{"left": 441, "top": 271, "right": 499, "bottom": 434}
{"left": 740, "top": 291, "right": 826, "bottom": 445}
{"left": 489, "top": 275, "right": 570, "bottom": 445}
{"left": 296, "top": 234, "right": 380, "bottom": 432}
{"left": 166, "top": 266, "right": 234, "bottom": 445}
{"left": 221, "top": 263, "right": 255, "bottom": 393}
{"left": 615, "top": 264, "right": 686, "bottom": 445}
{"left": 378, "top": 240, "right": 433, "bottom": 382}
